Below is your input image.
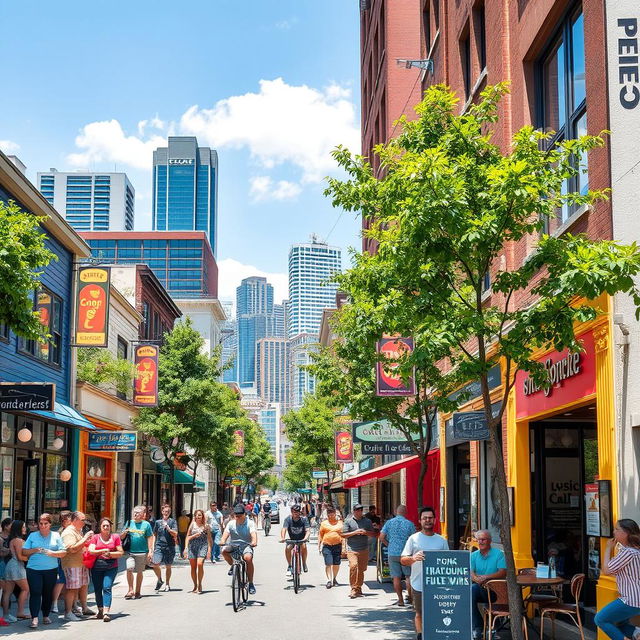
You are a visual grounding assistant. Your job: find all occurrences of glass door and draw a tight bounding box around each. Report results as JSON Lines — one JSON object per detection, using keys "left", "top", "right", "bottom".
{"left": 14, "top": 454, "right": 40, "bottom": 525}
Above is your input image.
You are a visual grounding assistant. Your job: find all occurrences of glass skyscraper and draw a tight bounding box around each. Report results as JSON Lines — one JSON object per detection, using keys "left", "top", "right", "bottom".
{"left": 221, "top": 300, "right": 237, "bottom": 384}
{"left": 256, "top": 337, "right": 289, "bottom": 408}
{"left": 152, "top": 137, "right": 218, "bottom": 256}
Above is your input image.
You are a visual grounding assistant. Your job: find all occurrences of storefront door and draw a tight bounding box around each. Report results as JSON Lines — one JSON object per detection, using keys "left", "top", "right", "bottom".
{"left": 14, "top": 455, "right": 40, "bottom": 525}
{"left": 531, "top": 412, "right": 598, "bottom": 606}
{"left": 453, "top": 443, "right": 471, "bottom": 546}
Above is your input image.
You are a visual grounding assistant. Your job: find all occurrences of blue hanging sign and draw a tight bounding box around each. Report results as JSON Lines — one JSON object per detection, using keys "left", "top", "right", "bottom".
{"left": 88, "top": 430, "right": 138, "bottom": 451}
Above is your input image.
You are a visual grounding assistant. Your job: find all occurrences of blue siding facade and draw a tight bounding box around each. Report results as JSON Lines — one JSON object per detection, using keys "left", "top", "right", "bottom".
{"left": 0, "top": 186, "right": 73, "bottom": 403}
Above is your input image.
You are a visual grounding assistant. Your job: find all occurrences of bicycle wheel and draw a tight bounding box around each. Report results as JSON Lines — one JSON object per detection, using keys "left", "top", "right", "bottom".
{"left": 241, "top": 561, "right": 249, "bottom": 602}
{"left": 232, "top": 563, "right": 242, "bottom": 612}
{"left": 292, "top": 549, "right": 300, "bottom": 594}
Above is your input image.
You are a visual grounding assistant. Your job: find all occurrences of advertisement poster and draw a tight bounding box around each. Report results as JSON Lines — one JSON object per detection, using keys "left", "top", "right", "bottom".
{"left": 335, "top": 430, "right": 353, "bottom": 464}
{"left": 74, "top": 267, "right": 110, "bottom": 347}
{"left": 422, "top": 550, "right": 472, "bottom": 640}
{"left": 585, "top": 483, "right": 600, "bottom": 537}
{"left": 376, "top": 336, "right": 415, "bottom": 397}
{"left": 133, "top": 344, "right": 159, "bottom": 406}
{"left": 232, "top": 430, "right": 245, "bottom": 457}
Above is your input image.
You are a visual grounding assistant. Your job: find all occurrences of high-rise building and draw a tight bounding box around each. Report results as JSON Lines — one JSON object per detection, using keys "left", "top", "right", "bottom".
{"left": 236, "top": 277, "right": 274, "bottom": 389}
{"left": 256, "top": 403, "right": 281, "bottom": 466}
{"left": 256, "top": 337, "right": 289, "bottom": 408}
{"left": 288, "top": 236, "right": 341, "bottom": 338}
{"left": 289, "top": 333, "right": 317, "bottom": 408}
{"left": 152, "top": 136, "right": 218, "bottom": 256}
{"left": 37, "top": 170, "right": 135, "bottom": 232}
{"left": 221, "top": 300, "right": 237, "bottom": 384}
{"left": 271, "top": 303, "right": 287, "bottom": 338}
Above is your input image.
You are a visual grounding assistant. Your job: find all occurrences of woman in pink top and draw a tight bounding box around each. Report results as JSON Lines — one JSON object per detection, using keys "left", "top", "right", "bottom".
{"left": 595, "top": 519, "right": 640, "bottom": 640}
{"left": 87, "top": 518, "right": 124, "bottom": 622}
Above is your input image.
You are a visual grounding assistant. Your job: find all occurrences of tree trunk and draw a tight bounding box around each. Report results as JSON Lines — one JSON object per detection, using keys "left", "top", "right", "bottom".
{"left": 417, "top": 456, "right": 428, "bottom": 514}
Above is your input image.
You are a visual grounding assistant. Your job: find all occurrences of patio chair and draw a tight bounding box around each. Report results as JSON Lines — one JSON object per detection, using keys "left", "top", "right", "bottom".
{"left": 538, "top": 573, "right": 585, "bottom": 640}
{"left": 481, "top": 579, "right": 529, "bottom": 640}
{"left": 518, "top": 567, "right": 562, "bottom": 613}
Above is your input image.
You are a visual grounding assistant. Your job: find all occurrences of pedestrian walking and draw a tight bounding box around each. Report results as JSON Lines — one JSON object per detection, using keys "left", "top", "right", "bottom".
{"left": 183, "top": 509, "right": 212, "bottom": 593}
{"left": 365, "top": 505, "right": 381, "bottom": 563}
{"left": 221, "top": 502, "right": 231, "bottom": 524}
{"left": 151, "top": 504, "right": 178, "bottom": 591}
{"left": 204, "top": 502, "right": 223, "bottom": 562}
{"left": 0, "top": 518, "right": 11, "bottom": 616}
{"left": 51, "top": 510, "right": 72, "bottom": 615}
{"left": 595, "top": 518, "right": 640, "bottom": 640}
{"left": 121, "top": 505, "right": 153, "bottom": 600}
{"left": 1, "top": 520, "right": 29, "bottom": 623}
{"left": 22, "top": 513, "right": 67, "bottom": 629}
{"left": 342, "top": 503, "right": 375, "bottom": 598}
{"left": 86, "top": 518, "right": 124, "bottom": 622}
{"left": 61, "top": 511, "right": 95, "bottom": 621}
{"left": 380, "top": 504, "right": 417, "bottom": 607}
{"left": 177, "top": 510, "right": 190, "bottom": 552}
{"left": 318, "top": 506, "right": 344, "bottom": 588}
{"left": 401, "top": 506, "right": 449, "bottom": 640}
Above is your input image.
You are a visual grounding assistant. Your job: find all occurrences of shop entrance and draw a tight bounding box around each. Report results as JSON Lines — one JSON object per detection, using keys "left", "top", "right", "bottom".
{"left": 452, "top": 443, "right": 471, "bottom": 546}
{"left": 530, "top": 403, "right": 598, "bottom": 607}
{"left": 14, "top": 454, "right": 40, "bottom": 525}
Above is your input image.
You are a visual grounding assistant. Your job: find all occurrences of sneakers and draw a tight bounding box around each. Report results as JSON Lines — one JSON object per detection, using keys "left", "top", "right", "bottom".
{"left": 65, "top": 612, "right": 81, "bottom": 622}
{"left": 51, "top": 604, "right": 59, "bottom": 614}
{"left": 4, "top": 615, "right": 17, "bottom": 623}
{"left": 227, "top": 568, "right": 233, "bottom": 576}
{"left": 155, "top": 579, "right": 164, "bottom": 591}
{"left": 326, "top": 580, "right": 333, "bottom": 589}
{"left": 287, "top": 565, "right": 292, "bottom": 574}
{"left": 248, "top": 583, "right": 256, "bottom": 595}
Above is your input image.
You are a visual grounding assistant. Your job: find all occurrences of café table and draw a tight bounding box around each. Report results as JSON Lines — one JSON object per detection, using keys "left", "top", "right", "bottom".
{"left": 516, "top": 574, "right": 565, "bottom": 638}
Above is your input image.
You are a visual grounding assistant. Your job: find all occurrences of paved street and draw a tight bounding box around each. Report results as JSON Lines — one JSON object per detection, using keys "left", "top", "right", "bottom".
{"left": 3, "top": 515, "right": 413, "bottom": 638}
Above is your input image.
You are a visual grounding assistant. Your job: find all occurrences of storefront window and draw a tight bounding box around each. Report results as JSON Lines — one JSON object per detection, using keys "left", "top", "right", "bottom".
{"left": 1, "top": 413, "right": 15, "bottom": 443}
{"left": 86, "top": 456, "right": 109, "bottom": 527}
{"left": 46, "top": 425, "right": 68, "bottom": 452}
{"left": 44, "top": 454, "right": 69, "bottom": 514}
{"left": 1, "top": 447, "right": 14, "bottom": 520}
{"left": 16, "top": 417, "right": 44, "bottom": 448}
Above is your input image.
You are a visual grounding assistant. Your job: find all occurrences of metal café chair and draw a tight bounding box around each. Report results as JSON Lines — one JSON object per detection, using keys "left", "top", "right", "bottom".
{"left": 481, "top": 579, "right": 529, "bottom": 640}
{"left": 538, "top": 573, "right": 585, "bottom": 640}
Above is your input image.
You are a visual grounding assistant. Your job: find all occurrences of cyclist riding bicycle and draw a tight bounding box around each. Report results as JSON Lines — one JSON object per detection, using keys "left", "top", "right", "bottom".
{"left": 262, "top": 501, "right": 272, "bottom": 528}
{"left": 280, "top": 504, "right": 310, "bottom": 574}
{"left": 221, "top": 504, "right": 258, "bottom": 595}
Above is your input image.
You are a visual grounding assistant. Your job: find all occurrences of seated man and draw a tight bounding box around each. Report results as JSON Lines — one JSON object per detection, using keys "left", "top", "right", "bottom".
{"left": 280, "top": 504, "right": 309, "bottom": 573}
{"left": 471, "top": 530, "right": 507, "bottom": 640}
{"left": 220, "top": 504, "right": 258, "bottom": 595}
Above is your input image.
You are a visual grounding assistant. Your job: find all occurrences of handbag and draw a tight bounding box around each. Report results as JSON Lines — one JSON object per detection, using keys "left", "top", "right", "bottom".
{"left": 121, "top": 522, "right": 132, "bottom": 553}
{"left": 82, "top": 549, "right": 97, "bottom": 569}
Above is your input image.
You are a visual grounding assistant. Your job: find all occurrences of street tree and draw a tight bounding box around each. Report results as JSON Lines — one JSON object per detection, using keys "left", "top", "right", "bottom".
{"left": 282, "top": 446, "right": 316, "bottom": 493}
{"left": 0, "top": 200, "right": 56, "bottom": 339}
{"left": 324, "top": 83, "right": 640, "bottom": 639}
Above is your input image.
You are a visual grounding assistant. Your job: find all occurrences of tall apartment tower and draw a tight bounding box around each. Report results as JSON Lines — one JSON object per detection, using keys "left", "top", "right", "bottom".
{"left": 236, "top": 276, "right": 274, "bottom": 389}
{"left": 256, "top": 337, "right": 289, "bottom": 408}
{"left": 152, "top": 136, "right": 218, "bottom": 256}
{"left": 288, "top": 236, "right": 341, "bottom": 339}
{"left": 37, "top": 170, "right": 135, "bottom": 231}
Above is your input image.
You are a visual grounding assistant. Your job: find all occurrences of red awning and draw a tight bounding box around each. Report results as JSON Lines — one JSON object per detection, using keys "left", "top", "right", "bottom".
{"left": 343, "top": 455, "right": 420, "bottom": 489}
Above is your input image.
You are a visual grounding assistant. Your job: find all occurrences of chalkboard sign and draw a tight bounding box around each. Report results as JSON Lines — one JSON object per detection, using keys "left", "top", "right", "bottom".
{"left": 422, "top": 550, "right": 472, "bottom": 640}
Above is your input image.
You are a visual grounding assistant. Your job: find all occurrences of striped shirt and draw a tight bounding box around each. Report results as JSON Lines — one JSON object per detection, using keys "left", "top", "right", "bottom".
{"left": 608, "top": 545, "right": 640, "bottom": 607}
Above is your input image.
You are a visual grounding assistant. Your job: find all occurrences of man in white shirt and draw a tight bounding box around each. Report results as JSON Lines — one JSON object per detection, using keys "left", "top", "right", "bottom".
{"left": 204, "top": 502, "right": 224, "bottom": 563}
{"left": 401, "top": 506, "right": 449, "bottom": 640}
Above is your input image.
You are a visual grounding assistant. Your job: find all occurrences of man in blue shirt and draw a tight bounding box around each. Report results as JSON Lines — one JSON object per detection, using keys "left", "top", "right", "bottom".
{"left": 470, "top": 529, "right": 507, "bottom": 639}
{"left": 380, "top": 504, "right": 417, "bottom": 606}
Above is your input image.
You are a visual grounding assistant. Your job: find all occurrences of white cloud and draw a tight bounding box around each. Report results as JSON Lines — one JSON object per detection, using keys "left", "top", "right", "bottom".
{"left": 249, "top": 175, "right": 302, "bottom": 202}
{"left": 0, "top": 140, "right": 20, "bottom": 154}
{"left": 275, "top": 18, "right": 298, "bottom": 30}
{"left": 67, "top": 120, "right": 166, "bottom": 170}
{"left": 218, "top": 258, "right": 288, "bottom": 304}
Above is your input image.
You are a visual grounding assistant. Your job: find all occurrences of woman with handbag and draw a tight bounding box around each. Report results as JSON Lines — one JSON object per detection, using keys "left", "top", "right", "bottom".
{"left": 86, "top": 518, "right": 123, "bottom": 622}
{"left": 120, "top": 506, "right": 152, "bottom": 599}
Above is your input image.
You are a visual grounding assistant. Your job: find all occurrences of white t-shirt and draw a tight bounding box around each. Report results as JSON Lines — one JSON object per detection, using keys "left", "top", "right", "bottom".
{"left": 401, "top": 531, "right": 449, "bottom": 592}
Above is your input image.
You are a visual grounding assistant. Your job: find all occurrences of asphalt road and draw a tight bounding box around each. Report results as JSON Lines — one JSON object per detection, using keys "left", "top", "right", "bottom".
{"left": 3, "top": 508, "right": 414, "bottom": 639}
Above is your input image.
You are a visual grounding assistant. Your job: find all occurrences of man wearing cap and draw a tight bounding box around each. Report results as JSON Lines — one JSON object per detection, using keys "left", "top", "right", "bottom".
{"left": 220, "top": 503, "right": 258, "bottom": 595}
{"left": 280, "top": 504, "right": 310, "bottom": 574}
{"left": 342, "top": 504, "right": 375, "bottom": 598}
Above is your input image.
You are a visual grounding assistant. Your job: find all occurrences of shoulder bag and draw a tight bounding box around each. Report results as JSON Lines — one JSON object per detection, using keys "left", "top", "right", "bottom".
{"left": 121, "top": 521, "right": 132, "bottom": 553}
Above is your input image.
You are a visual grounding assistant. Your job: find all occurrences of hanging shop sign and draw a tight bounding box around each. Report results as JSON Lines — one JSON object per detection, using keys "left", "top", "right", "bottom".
{"left": 335, "top": 430, "right": 353, "bottom": 464}
{"left": 312, "top": 469, "right": 328, "bottom": 479}
{"left": 422, "top": 550, "right": 472, "bottom": 640}
{"left": 451, "top": 412, "right": 490, "bottom": 441}
{"left": 133, "top": 344, "right": 159, "bottom": 406}
{"left": 353, "top": 419, "right": 416, "bottom": 455}
{"left": 515, "top": 330, "right": 596, "bottom": 419}
{"left": 0, "top": 382, "right": 55, "bottom": 411}
{"left": 232, "top": 429, "right": 245, "bottom": 456}
{"left": 376, "top": 336, "right": 415, "bottom": 397}
{"left": 88, "top": 430, "right": 137, "bottom": 451}
{"left": 74, "top": 267, "right": 110, "bottom": 347}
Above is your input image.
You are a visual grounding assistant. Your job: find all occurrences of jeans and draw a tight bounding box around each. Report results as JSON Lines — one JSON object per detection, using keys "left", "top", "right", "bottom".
{"left": 26, "top": 567, "right": 57, "bottom": 618}
{"left": 212, "top": 543, "right": 221, "bottom": 561}
{"left": 472, "top": 583, "right": 495, "bottom": 631}
{"left": 595, "top": 598, "right": 640, "bottom": 640}
{"left": 91, "top": 567, "right": 118, "bottom": 609}
{"left": 347, "top": 549, "right": 369, "bottom": 592}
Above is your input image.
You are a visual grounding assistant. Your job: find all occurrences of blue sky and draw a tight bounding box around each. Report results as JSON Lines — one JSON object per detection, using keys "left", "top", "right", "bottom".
{"left": 0, "top": 1, "right": 362, "bottom": 303}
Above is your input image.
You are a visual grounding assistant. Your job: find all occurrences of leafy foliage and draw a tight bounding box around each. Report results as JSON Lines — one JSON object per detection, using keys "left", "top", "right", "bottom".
{"left": 77, "top": 347, "right": 134, "bottom": 397}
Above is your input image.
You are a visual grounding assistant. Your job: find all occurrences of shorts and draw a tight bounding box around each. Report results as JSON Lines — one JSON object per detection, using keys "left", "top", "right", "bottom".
{"left": 126, "top": 553, "right": 148, "bottom": 573}
{"left": 285, "top": 540, "right": 306, "bottom": 551}
{"left": 152, "top": 547, "right": 175, "bottom": 566}
{"left": 413, "top": 589, "right": 422, "bottom": 613}
{"left": 63, "top": 566, "right": 90, "bottom": 590}
{"left": 322, "top": 543, "right": 342, "bottom": 566}
{"left": 223, "top": 543, "right": 253, "bottom": 557}
{"left": 56, "top": 561, "right": 65, "bottom": 584}
{"left": 388, "top": 555, "right": 411, "bottom": 578}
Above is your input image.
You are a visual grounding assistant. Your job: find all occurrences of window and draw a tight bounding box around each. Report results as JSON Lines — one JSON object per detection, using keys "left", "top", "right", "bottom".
{"left": 0, "top": 322, "right": 8, "bottom": 341}
{"left": 475, "top": 2, "right": 486, "bottom": 71}
{"left": 461, "top": 29, "right": 472, "bottom": 99}
{"left": 539, "top": 8, "right": 587, "bottom": 222}
{"left": 117, "top": 336, "right": 128, "bottom": 360}
{"left": 18, "top": 288, "right": 63, "bottom": 366}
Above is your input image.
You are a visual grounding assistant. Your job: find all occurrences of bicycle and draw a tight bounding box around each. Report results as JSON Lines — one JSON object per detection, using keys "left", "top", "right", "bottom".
{"left": 284, "top": 539, "right": 305, "bottom": 594}
{"left": 263, "top": 514, "right": 271, "bottom": 536}
{"left": 229, "top": 545, "right": 249, "bottom": 611}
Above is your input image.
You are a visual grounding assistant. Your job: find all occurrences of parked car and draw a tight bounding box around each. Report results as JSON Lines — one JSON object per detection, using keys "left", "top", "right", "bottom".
{"left": 269, "top": 501, "right": 280, "bottom": 523}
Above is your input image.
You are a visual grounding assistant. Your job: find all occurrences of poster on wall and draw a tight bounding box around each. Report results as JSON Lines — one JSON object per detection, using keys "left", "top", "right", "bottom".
{"left": 335, "top": 430, "right": 353, "bottom": 464}
{"left": 376, "top": 336, "right": 415, "bottom": 397}
{"left": 585, "top": 483, "right": 600, "bottom": 537}
{"left": 133, "top": 344, "right": 159, "bottom": 406}
{"left": 599, "top": 480, "right": 612, "bottom": 538}
{"left": 74, "top": 267, "right": 110, "bottom": 347}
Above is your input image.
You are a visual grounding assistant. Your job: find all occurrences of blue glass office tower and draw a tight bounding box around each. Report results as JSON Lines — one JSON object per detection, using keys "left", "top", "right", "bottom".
{"left": 152, "top": 137, "right": 218, "bottom": 256}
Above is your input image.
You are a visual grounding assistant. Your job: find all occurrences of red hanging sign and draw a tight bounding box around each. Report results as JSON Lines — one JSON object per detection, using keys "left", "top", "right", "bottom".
{"left": 74, "top": 267, "right": 110, "bottom": 347}
{"left": 376, "top": 336, "right": 415, "bottom": 396}
{"left": 133, "top": 344, "right": 159, "bottom": 407}
{"left": 335, "top": 430, "right": 353, "bottom": 464}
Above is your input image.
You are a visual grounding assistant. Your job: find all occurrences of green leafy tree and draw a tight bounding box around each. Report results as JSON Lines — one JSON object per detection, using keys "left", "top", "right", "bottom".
{"left": 324, "top": 83, "right": 640, "bottom": 639}
{"left": 77, "top": 348, "right": 134, "bottom": 397}
{"left": 282, "top": 447, "right": 316, "bottom": 493}
{"left": 282, "top": 394, "right": 343, "bottom": 500}
{"left": 0, "top": 200, "right": 57, "bottom": 339}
